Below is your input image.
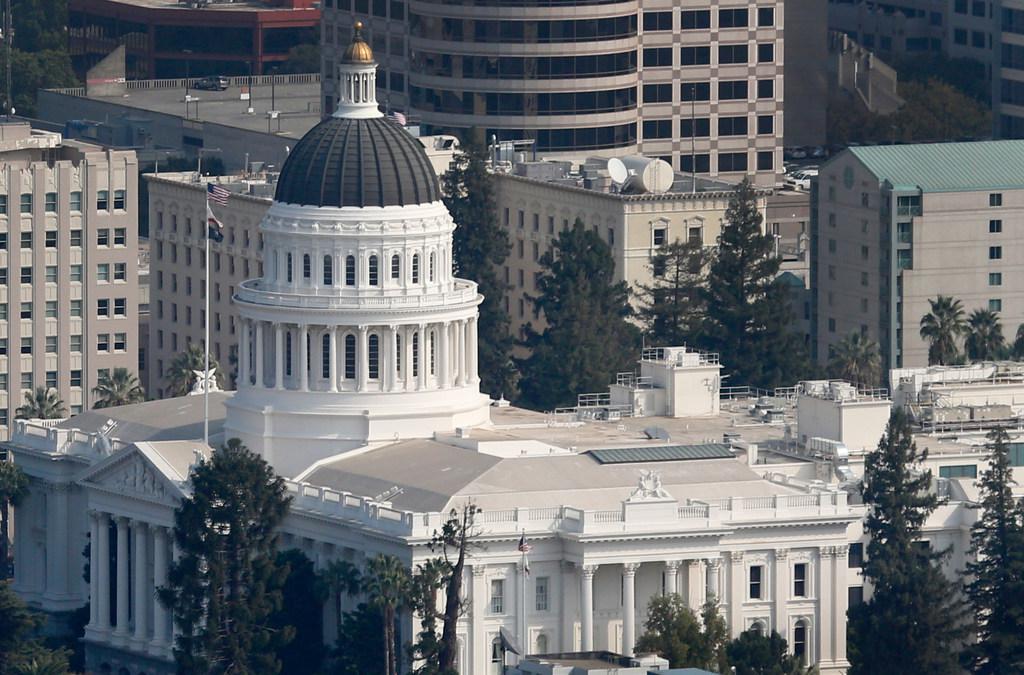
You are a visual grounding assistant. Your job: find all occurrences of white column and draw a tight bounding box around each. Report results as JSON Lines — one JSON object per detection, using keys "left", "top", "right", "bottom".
{"left": 239, "top": 319, "right": 250, "bottom": 387}
{"left": 132, "top": 521, "right": 149, "bottom": 645}
{"left": 727, "top": 552, "right": 744, "bottom": 635}
{"left": 403, "top": 326, "right": 414, "bottom": 390}
{"left": 97, "top": 513, "right": 111, "bottom": 632}
{"left": 818, "top": 546, "right": 835, "bottom": 664}
{"left": 470, "top": 565, "right": 487, "bottom": 674}
{"left": 664, "top": 560, "right": 680, "bottom": 596}
{"left": 299, "top": 324, "right": 309, "bottom": 391}
{"left": 329, "top": 327, "right": 338, "bottom": 392}
{"left": 274, "top": 323, "right": 284, "bottom": 389}
{"left": 151, "top": 527, "right": 170, "bottom": 652}
{"left": 417, "top": 324, "right": 427, "bottom": 390}
{"left": 687, "top": 559, "right": 704, "bottom": 609}
{"left": 468, "top": 316, "right": 479, "bottom": 384}
{"left": 455, "top": 320, "right": 466, "bottom": 386}
{"left": 580, "top": 565, "right": 596, "bottom": 651}
{"left": 388, "top": 325, "right": 399, "bottom": 392}
{"left": 45, "top": 484, "right": 68, "bottom": 598}
{"left": 706, "top": 558, "right": 721, "bottom": 605}
{"left": 833, "top": 545, "right": 849, "bottom": 666}
{"left": 622, "top": 563, "right": 638, "bottom": 656}
{"left": 438, "top": 322, "right": 450, "bottom": 389}
{"left": 357, "top": 326, "right": 369, "bottom": 391}
{"left": 774, "top": 549, "right": 789, "bottom": 641}
{"left": 254, "top": 320, "right": 264, "bottom": 388}
{"left": 114, "top": 517, "right": 130, "bottom": 641}
{"left": 88, "top": 511, "right": 100, "bottom": 630}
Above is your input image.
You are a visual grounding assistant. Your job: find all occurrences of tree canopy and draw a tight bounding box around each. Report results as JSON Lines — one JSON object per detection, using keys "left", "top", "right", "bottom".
{"left": 0, "top": 581, "right": 71, "bottom": 675}
{"left": 15, "top": 388, "right": 65, "bottom": 420}
{"left": 634, "top": 595, "right": 728, "bottom": 672}
{"left": 0, "top": 462, "right": 28, "bottom": 579}
{"left": 637, "top": 240, "right": 706, "bottom": 347}
{"left": 92, "top": 368, "right": 146, "bottom": 409}
{"left": 517, "top": 219, "right": 639, "bottom": 410}
{"left": 920, "top": 295, "right": 967, "bottom": 365}
{"left": 160, "top": 439, "right": 293, "bottom": 674}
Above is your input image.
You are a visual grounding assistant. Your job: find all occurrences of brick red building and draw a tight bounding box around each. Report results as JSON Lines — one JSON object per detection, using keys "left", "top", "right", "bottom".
{"left": 69, "top": 0, "right": 320, "bottom": 80}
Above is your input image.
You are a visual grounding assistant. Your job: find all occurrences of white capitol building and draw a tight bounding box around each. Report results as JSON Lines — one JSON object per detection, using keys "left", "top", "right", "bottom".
{"left": 6, "top": 27, "right": 1008, "bottom": 675}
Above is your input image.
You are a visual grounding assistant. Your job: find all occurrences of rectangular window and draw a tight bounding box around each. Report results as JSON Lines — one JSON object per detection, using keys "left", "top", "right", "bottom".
{"left": 680, "top": 117, "right": 711, "bottom": 137}
{"left": 681, "top": 82, "right": 711, "bottom": 101}
{"left": 114, "top": 263, "right": 127, "bottom": 281}
{"left": 757, "top": 115, "right": 774, "bottom": 135}
{"left": 44, "top": 230, "right": 57, "bottom": 248}
{"left": 45, "top": 301, "right": 57, "bottom": 318}
{"left": 97, "top": 263, "right": 110, "bottom": 282}
{"left": 848, "top": 542, "right": 864, "bottom": 568}
{"left": 680, "top": 154, "right": 710, "bottom": 173}
{"left": 990, "top": 193, "right": 1003, "bottom": 206}
{"left": 757, "top": 79, "right": 774, "bottom": 98}
{"left": 114, "top": 298, "right": 126, "bottom": 316}
{"left": 70, "top": 299, "right": 82, "bottom": 317}
{"left": 0, "top": 194, "right": 7, "bottom": 215}
{"left": 990, "top": 246, "right": 1003, "bottom": 259}
{"left": 749, "top": 565, "right": 763, "bottom": 599}
{"left": 490, "top": 579, "right": 504, "bottom": 614}
{"left": 97, "top": 333, "right": 109, "bottom": 352}
{"left": 718, "top": 116, "right": 748, "bottom": 136}
{"left": 757, "top": 42, "right": 774, "bottom": 63}
{"left": 643, "top": 120, "right": 673, "bottom": 139}
{"left": 19, "top": 302, "right": 31, "bottom": 319}
{"left": 97, "top": 299, "right": 110, "bottom": 317}
{"left": 719, "top": 8, "right": 748, "bottom": 27}
{"left": 44, "top": 192, "right": 57, "bottom": 213}
{"left": 114, "top": 332, "right": 126, "bottom": 351}
{"left": 643, "top": 84, "right": 673, "bottom": 103}
{"left": 70, "top": 191, "right": 82, "bottom": 212}
{"left": 757, "top": 151, "right": 773, "bottom": 171}
{"left": 897, "top": 249, "right": 913, "bottom": 270}
{"left": 114, "top": 228, "right": 126, "bottom": 246}
{"left": 114, "top": 189, "right": 126, "bottom": 210}
{"left": 20, "top": 372, "right": 31, "bottom": 389}
{"left": 20, "top": 231, "right": 31, "bottom": 249}
{"left": 718, "top": 152, "right": 748, "bottom": 172}
{"left": 939, "top": 464, "right": 978, "bottom": 478}
{"left": 97, "top": 229, "right": 109, "bottom": 246}
{"left": 643, "top": 10, "right": 672, "bottom": 30}
{"left": 990, "top": 298, "right": 1003, "bottom": 311}
{"left": 653, "top": 227, "right": 667, "bottom": 246}
{"left": 70, "top": 264, "right": 82, "bottom": 282}
{"left": 718, "top": 44, "right": 749, "bottom": 64}
{"left": 70, "top": 229, "right": 82, "bottom": 247}
{"left": 681, "top": 10, "right": 711, "bottom": 29}
{"left": 758, "top": 7, "right": 774, "bottom": 25}
{"left": 990, "top": 272, "right": 1003, "bottom": 286}
{"left": 680, "top": 46, "right": 710, "bottom": 66}
{"left": 793, "top": 563, "right": 807, "bottom": 597}
{"left": 990, "top": 219, "right": 1003, "bottom": 233}
{"left": 643, "top": 47, "right": 673, "bottom": 67}
{"left": 535, "top": 576, "right": 549, "bottom": 611}
{"left": 20, "top": 337, "right": 31, "bottom": 354}
{"left": 70, "top": 334, "right": 82, "bottom": 353}
{"left": 0, "top": 233, "right": 6, "bottom": 250}
{"left": 0, "top": 303, "right": 6, "bottom": 320}
{"left": 45, "top": 371, "right": 57, "bottom": 389}
{"left": 19, "top": 267, "right": 30, "bottom": 284}
{"left": 19, "top": 193, "right": 31, "bottom": 213}
{"left": 0, "top": 338, "right": 7, "bottom": 355}
{"left": 719, "top": 80, "right": 749, "bottom": 100}
{"left": 97, "top": 190, "right": 109, "bottom": 211}
{"left": 45, "top": 335, "right": 57, "bottom": 353}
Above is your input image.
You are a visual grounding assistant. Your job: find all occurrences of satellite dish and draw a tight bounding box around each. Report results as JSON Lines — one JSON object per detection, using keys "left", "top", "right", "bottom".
{"left": 607, "top": 157, "right": 628, "bottom": 184}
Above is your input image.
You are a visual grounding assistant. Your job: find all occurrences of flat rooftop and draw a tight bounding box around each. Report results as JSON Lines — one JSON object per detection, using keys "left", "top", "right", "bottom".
{"left": 77, "top": 0, "right": 317, "bottom": 13}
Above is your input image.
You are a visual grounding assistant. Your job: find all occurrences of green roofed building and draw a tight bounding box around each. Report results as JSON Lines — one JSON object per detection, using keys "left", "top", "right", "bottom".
{"left": 811, "top": 140, "right": 1024, "bottom": 371}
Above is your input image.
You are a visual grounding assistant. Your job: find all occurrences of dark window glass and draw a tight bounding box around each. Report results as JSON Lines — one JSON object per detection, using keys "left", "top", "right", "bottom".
{"left": 643, "top": 47, "right": 672, "bottom": 67}
{"left": 680, "top": 46, "right": 710, "bottom": 65}
{"left": 681, "top": 10, "right": 711, "bottom": 29}
{"left": 719, "top": 8, "right": 748, "bottom": 27}
{"left": 681, "top": 82, "right": 711, "bottom": 101}
{"left": 757, "top": 7, "right": 774, "bottom": 26}
{"left": 719, "top": 152, "right": 748, "bottom": 172}
{"left": 719, "top": 80, "right": 749, "bottom": 100}
{"left": 718, "top": 44, "right": 748, "bottom": 64}
{"left": 680, "top": 118, "right": 711, "bottom": 137}
{"left": 680, "top": 154, "right": 710, "bottom": 173}
{"left": 757, "top": 151, "right": 774, "bottom": 171}
{"left": 757, "top": 115, "right": 774, "bottom": 134}
{"left": 718, "top": 116, "right": 748, "bottom": 136}
{"left": 643, "top": 10, "right": 672, "bottom": 31}
{"left": 643, "top": 83, "right": 673, "bottom": 103}
{"left": 757, "top": 78, "right": 774, "bottom": 98}
{"left": 642, "top": 119, "right": 673, "bottom": 139}
{"left": 758, "top": 42, "right": 774, "bottom": 62}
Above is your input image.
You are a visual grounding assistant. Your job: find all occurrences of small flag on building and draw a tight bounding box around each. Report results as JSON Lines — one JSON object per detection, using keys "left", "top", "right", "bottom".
{"left": 518, "top": 531, "right": 532, "bottom": 577}
{"left": 387, "top": 111, "right": 407, "bottom": 126}
{"left": 207, "top": 203, "right": 224, "bottom": 243}
{"left": 207, "top": 182, "right": 230, "bottom": 206}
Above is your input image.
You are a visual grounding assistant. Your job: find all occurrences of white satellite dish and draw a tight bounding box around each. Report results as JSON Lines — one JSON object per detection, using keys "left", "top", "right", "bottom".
{"left": 607, "top": 157, "right": 628, "bottom": 184}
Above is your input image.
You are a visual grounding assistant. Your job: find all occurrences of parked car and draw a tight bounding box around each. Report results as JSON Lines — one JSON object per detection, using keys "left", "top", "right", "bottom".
{"left": 194, "top": 75, "right": 230, "bottom": 91}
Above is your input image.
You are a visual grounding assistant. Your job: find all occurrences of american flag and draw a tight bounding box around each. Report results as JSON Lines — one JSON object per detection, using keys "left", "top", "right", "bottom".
{"left": 207, "top": 182, "right": 229, "bottom": 206}
{"left": 518, "top": 532, "right": 532, "bottom": 554}
{"left": 387, "top": 111, "right": 407, "bottom": 126}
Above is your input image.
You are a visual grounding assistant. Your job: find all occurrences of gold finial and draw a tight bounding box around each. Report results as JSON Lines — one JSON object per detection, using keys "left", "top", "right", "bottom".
{"left": 342, "top": 20, "right": 374, "bottom": 64}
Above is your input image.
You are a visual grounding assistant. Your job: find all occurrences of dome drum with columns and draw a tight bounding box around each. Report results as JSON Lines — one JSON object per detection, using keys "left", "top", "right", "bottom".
{"left": 225, "top": 25, "right": 491, "bottom": 475}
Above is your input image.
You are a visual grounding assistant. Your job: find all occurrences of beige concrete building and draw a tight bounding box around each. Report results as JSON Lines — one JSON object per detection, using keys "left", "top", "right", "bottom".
{"left": 321, "top": 0, "right": 785, "bottom": 186}
{"left": 812, "top": 141, "right": 1024, "bottom": 371}
{"left": 492, "top": 158, "right": 770, "bottom": 342}
{"left": 145, "top": 172, "right": 272, "bottom": 397}
{"left": 0, "top": 121, "right": 140, "bottom": 430}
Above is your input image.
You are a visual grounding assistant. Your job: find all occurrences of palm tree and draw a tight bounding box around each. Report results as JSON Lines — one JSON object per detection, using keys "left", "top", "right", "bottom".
{"left": 15, "top": 388, "right": 66, "bottom": 420}
{"left": 919, "top": 295, "right": 968, "bottom": 365}
{"left": 965, "top": 308, "right": 1006, "bottom": 362}
{"left": 1013, "top": 324, "right": 1024, "bottom": 360}
{"left": 364, "top": 554, "right": 410, "bottom": 675}
{"left": 0, "top": 461, "right": 29, "bottom": 578}
{"left": 828, "top": 331, "right": 882, "bottom": 386}
{"left": 165, "top": 343, "right": 222, "bottom": 397}
{"left": 322, "top": 559, "right": 362, "bottom": 642}
{"left": 92, "top": 368, "right": 145, "bottom": 409}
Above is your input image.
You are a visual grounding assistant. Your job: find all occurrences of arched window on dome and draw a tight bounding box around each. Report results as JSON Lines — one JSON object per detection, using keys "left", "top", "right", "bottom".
{"left": 345, "top": 256, "right": 356, "bottom": 286}
{"left": 391, "top": 254, "right": 401, "bottom": 280}
{"left": 344, "top": 334, "right": 356, "bottom": 379}
{"left": 322, "top": 333, "right": 331, "bottom": 379}
{"left": 303, "top": 254, "right": 311, "bottom": 280}
{"left": 429, "top": 252, "right": 436, "bottom": 282}
{"left": 369, "top": 255, "right": 379, "bottom": 286}
{"left": 412, "top": 254, "right": 420, "bottom": 283}
{"left": 285, "top": 332, "right": 293, "bottom": 376}
{"left": 412, "top": 331, "right": 419, "bottom": 377}
{"left": 286, "top": 253, "right": 294, "bottom": 283}
{"left": 323, "top": 255, "right": 333, "bottom": 285}
{"left": 368, "top": 334, "right": 380, "bottom": 379}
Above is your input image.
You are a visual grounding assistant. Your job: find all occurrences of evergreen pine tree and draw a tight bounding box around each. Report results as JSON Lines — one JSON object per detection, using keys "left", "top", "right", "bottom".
{"left": 700, "top": 179, "right": 806, "bottom": 389}
{"left": 442, "top": 140, "right": 517, "bottom": 398}
{"left": 847, "top": 409, "right": 968, "bottom": 675}
{"left": 270, "top": 549, "right": 326, "bottom": 675}
{"left": 159, "top": 439, "right": 294, "bottom": 675}
{"left": 637, "top": 240, "right": 706, "bottom": 347}
{"left": 964, "top": 427, "right": 1024, "bottom": 674}
{"left": 517, "top": 219, "right": 640, "bottom": 410}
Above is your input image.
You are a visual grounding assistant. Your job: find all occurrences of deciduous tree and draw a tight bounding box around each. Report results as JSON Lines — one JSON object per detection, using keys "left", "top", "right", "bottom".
{"left": 726, "top": 629, "right": 808, "bottom": 675}
{"left": 847, "top": 409, "right": 968, "bottom": 675}
{"left": 634, "top": 595, "right": 728, "bottom": 672}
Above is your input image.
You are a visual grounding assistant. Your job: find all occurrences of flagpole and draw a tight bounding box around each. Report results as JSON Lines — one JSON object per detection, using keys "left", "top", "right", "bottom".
{"left": 520, "top": 529, "right": 527, "bottom": 656}
{"left": 203, "top": 187, "right": 210, "bottom": 447}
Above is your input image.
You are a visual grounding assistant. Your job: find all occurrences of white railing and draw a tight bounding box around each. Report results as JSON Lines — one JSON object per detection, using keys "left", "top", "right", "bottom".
{"left": 235, "top": 278, "right": 479, "bottom": 311}
{"left": 47, "top": 73, "right": 320, "bottom": 97}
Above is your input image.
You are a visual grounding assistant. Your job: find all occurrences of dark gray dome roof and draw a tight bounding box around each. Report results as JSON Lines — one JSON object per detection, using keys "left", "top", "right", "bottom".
{"left": 274, "top": 116, "right": 441, "bottom": 208}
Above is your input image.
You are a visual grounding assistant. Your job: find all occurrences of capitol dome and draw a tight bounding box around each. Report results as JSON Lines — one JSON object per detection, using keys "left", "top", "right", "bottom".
{"left": 274, "top": 116, "right": 440, "bottom": 208}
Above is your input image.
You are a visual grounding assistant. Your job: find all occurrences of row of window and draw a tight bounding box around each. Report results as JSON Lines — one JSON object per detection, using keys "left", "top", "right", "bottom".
{"left": 408, "top": 13, "right": 636, "bottom": 42}
{"left": 410, "top": 86, "right": 637, "bottom": 116}
{"left": 155, "top": 212, "right": 262, "bottom": 250}
{"left": 643, "top": 115, "right": 774, "bottom": 139}
{"left": 643, "top": 7, "right": 775, "bottom": 31}
{"left": 414, "top": 50, "right": 637, "bottom": 80}
{"left": 279, "top": 251, "right": 435, "bottom": 287}
{"left": 644, "top": 43, "right": 774, "bottom": 68}
{"left": 0, "top": 227, "right": 124, "bottom": 250}
{"left": 0, "top": 334, "right": 94, "bottom": 356}
{"left": 676, "top": 151, "right": 774, "bottom": 173}
{"left": 0, "top": 265, "right": 91, "bottom": 284}
{"left": 0, "top": 190, "right": 126, "bottom": 215}
{"left": 643, "top": 78, "right": 775, "bottom": 103}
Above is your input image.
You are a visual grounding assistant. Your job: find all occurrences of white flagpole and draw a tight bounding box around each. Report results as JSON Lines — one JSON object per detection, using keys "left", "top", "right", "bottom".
{"left": 520, "top": 530, "right": 527, "bottom": 655}
{"left": 203, "top": 187, "right": 210, "bottom": 447}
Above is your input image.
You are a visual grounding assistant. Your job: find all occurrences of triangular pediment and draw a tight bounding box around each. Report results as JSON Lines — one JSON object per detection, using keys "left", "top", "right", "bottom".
{"left": 80, "top": 443, "right": 186, "bottom": 503}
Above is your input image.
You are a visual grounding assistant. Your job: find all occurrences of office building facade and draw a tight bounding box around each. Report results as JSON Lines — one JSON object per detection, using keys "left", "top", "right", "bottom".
{"left": 0, "top": 122, "right": 140, "bottom": 431}
{"left": 320, "top": 0, "right": 785, "bottom": 186}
